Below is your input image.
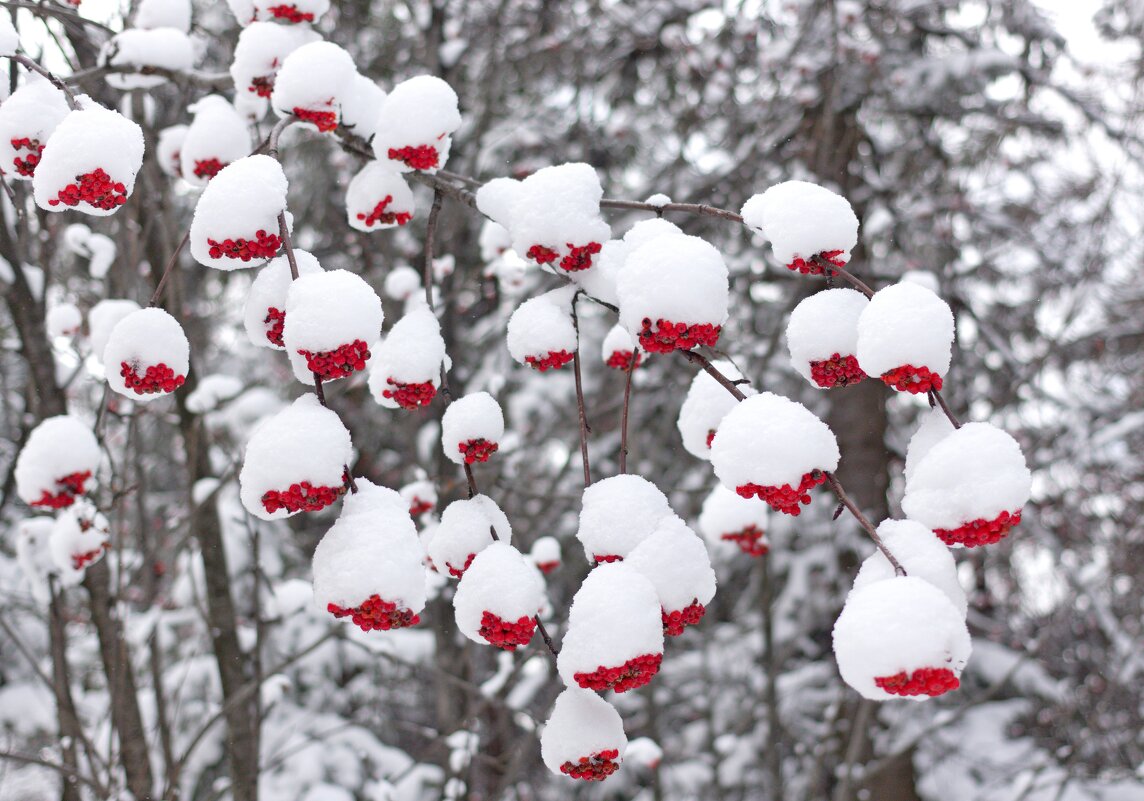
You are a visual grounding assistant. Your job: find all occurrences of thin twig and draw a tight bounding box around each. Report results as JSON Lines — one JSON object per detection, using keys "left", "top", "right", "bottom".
{"left": 929, "top": 387, "right": 962, "bottom": 429}
{"left": 619, "top": 352, "right": 637, "bottom": 473}
{"left": 463, "top": 461, "right": 478, "bottom": 499}
{"left": 811, "top": 254, "right": 875, "bottom": 297}
{"left": 277, "top": 213, "right": 298, "bottom": 280}
{"left": 148, "top": 229, "right": 189, "bottom": 307}
{"left": 10, "top": 54, "right": 79, "bottom": 109}
{"left": 570, "top": 294, "right": 592, "bottom": 488}
{"left": 823, "top": 471, "right": 906, "bottom": 576}
{"left": 678, "top": 349, "right": 747, "bottom": 400}
{"left": 423, "top": 189, "right": 444, "bottom": 310}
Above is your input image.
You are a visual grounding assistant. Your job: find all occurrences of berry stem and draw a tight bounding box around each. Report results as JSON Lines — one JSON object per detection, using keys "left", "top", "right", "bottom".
{"left": 929, "top": 387, "right": 962, "bottom": 429}
{"left": 810, "top": 254, "right": 874, "bottom": 297}
{"left": 11, "top": 54, "right": 80, "bottom": 110}
{"left": 678, "top": 349, "right": 747, "bottom": 401}
{"left": 619, "top": 350, "right": 637, "bottom": 474}
{"left": 462, "top": 461, "right": 478, "bottom": 499}
{"left": 823, "top": 471, "right": 907, "bottom": 576}
{"left": 570, "top": 293, "right": 592, "bottom": 488}
{"left": 149, "top": 229, "right": 190, "bottom": 308}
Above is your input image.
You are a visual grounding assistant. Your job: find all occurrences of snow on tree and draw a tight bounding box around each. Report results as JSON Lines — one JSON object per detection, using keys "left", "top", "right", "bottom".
{"left": 238, "top": 394, "right": 353, "bottom": 520}
{"left": 133, "top": 0, "right": 192, "bottom": 32}
{"left": 16, "top": 518, "right": 83, "bottom": 604}
{"left": 440, "top": 391, "right": 504, "bottom": 465}
{"left": 741, "top": 180, "right": 859, "bottom": 275}
{"left": 901, "top": 422, "right": 1033, "bottom": 547}
{"left": 453, "top": 542, "right": 545, "bottom": 650}
{"left": 710, "top": 392, "right": 840, "bottom": 515}
{"left": 311, "top": 480, "right": 427, "bottom": 631}
{"left": 271, "top": 41, "right": 356, "bottom": 132}
{"left": 156, "top": 123, "right": 188, "bottom": 178}
{"left": 178, "top": 95, "right": 251, "bottom": 186}
{"left": 14, "top": 416, "right": 100, "bottom": 509}
{"left": 576, "top": 218, "right": 683, "bottom": 308}
{"left": 383, "top": 265, "right": 422, "bottom": 303}
{"left": 0, "top": 10, "right": 17, "bottom": 55}
{"left": 832, "top": 576, "right": 971, "bottom": 701}
{"left": 283, "top": 268, "right": 383, "bottom": 384}
{"left": 88, "top": 299, "right": 141, "bottom": 364}
{"left": 184, "top": 374, "right": 243, "bottom": 414}
{"left": 676, "top": 358, "right": 756, "bottom": 460}
{"left": 189, "top": 154, "right": 289, "bottom": 268}
{"left": 346, "top": 162, "right": 414, "bottom": 231}
{"left": 698, "top": 483, "right": 769, "bottom": 557}
{"left": 600, "top": 324, "right": 642, "bottom": 370}
{"left": 855, "top": 280, "right": 955, "bottom": 394}
{"left": 575, "top": 474, "right": 673, "bottom": 563}
{"left": 229, "top": 22, "right": 318, "bottom": 111}
{"left": 242, "top": 248, "right": 324, "bottom": 349}
{"left": 786, "top": 288, "right": 869, "bottom": 388}
{"left": 252, "top": 0, "right": 329, "bottom": 25}
{"left": 99, "top": 28, "right": 195, "bottom": 90}
{"left": 45, "top": 303, "right": 82, "bottom": 338}
{"left": 529, "top": 536, "right": 561, "bottom": 574}
{"left": 625, "top": 516, "right": 717, "bottom": 636}
{"left": 372, "top": 75, "right": 461, "bottom": 173}
{"left": 904, "top": 407, "right": 957, "bottom": 483}
{"left": 506, "top": 286, "right": 578, "bottom": 372}
{"left": 426, "top": 494, "right": 512, "bottom": 578}
{"left": 853, "top": 520, "right": 967, "bottom": 616}
{"left": 0, "top": 79, "right": 70, "bottom": 181}
{"left": 540, "top": 688, "right": 627, "bottom": 781}
{"left": 48, "top": 499, "right": 110, "bottom": 572}
{"left": 103, "top": 307, "right": 190, "bottom": 400}
{"left": 339, "top": 74, "right": 386, "bottom": 141}
{"left": 399, "top": 478, "right": 436, "bottom": 518}
{"left": 367, "top": 306, "right": 444, "bottom": 408}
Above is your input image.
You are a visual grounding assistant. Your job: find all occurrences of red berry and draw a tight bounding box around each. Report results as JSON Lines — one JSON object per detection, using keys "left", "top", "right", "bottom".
{"left": 457, "top": 438, "right": 498, "bottom": 464}
{"left": 261, "top": 479, "right": 347, "bottom": 514}
{"left": 381, "top": 377, "right": 437, "bottom": 409}
{"left": 355, "top": 194, "right": 413, "bottom": 227}
{"left": 49, "top": 168, "right": 129, "bottom": 211}
{"left": 10, "top": 137, "right": 44, "bottom": 177}
{"left": 524, "top": 350, "right": 574, "bottom": 372}
{"left": 249, "top": 75, "right": 275, "bottom": 97}
{"left": 787, "top": 249, "right": 846, "bottom": 275}
{"left": 592, "top": 554, "right": 622, "bottom": 564}
{"left": 559, "top": 241, "right": 602, "bottom": 272}
{"left": 662, "top": 599, "right": 705, "bottom": 636}
{"left": 266, "top": 4, "right": 315, "bottom": 21}
{"left": 525, "top": 244, "right": 559, "bottom": 265}
{"left": 605, "top": 349, "right": 642, "bottom": 370}
{"left": 880, "top": 364, "right": 943, "bottom": 394}
{"left": 192, "top": 158, "right": 227, "bottom": 180}
{"left": 298, "top": 340, "right": 371, "bottom": 380}
{"left": 559, "top": 749, "right": 621, "bottom": 781}
{"left": 263, "top": 307, "right": 286, "bottom": 346}
{"left": 446, "top": 552, "right": 477, "bottom": 579}
{"left": 637, "top": 318, "right": 721, "bottom": 354}
{"left": 810, "top": 353, "right": 867, "bottom": 388}
{"left": 736, "top": 470, "right": 827, "bottom": 516}
{"left": 327, "top": 594, "right": 419, "bottom": 632}
{"left": 874, "top": 666, "right": 960, "bottom": 697}
{"left": 705, "top": 429, "right": 717, "bottom": 449}
{"left": 409, "top": 496, "right": 434, "bottom": 517}
{"left": 30, "top": 470, "right": 93, "bottom": 509}
{"left": 720, "top": 524, "right": 768, "bottom": 556}
{"left": 387, "top": 145, "right": 439, "bottom": 171}
{"left": 206, "top": 229, "right": 282, "bottom": 262}
{"left": 293, "top": 106, "right": 338, "bottom": 132}
{"left": 119, "top": 361, "right": 186, "bottom": 396}
{"left": 478, "top": 611, "right": 537, "bottom": 650}
{"left": 573, "top": 652, "right": 662, "bottom": 693}
{"left": 935, "top": 509, "right": 1022, "bottom": 548}
{"left": 535, "top": 560, "right": 560, "bottom": 574}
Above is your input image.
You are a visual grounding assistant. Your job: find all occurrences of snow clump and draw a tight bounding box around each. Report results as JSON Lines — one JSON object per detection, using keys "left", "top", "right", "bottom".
{"left": 242, "top": 249, "right": 323, "bottom": 349}
{"left": 677, "top": 358, "right": 755, "bottom": 460}
{"left": 0, "top": 79, "right": 70, "bottom": 182}
{"left": 856, "top": 281, "right": 954, "bottom": 394}
{"left": 506, "top": 286, "right": 578, "bottom": 372}
{"left": 367, "top": 306, "right": 444, "bottom": 408}
{"left": 741, "top": 181, "right": 858, "bottom": 275}
{"left": 625, "top": 516, "right": 717, "bottom": 636}
{"left": 372, "top": 75, "right": 461, "bottom": 173}
{"left": 853, "top": 520, "right": 967, "bottom": 615}
{"left": 283, "top": 269, "right": 384, "bottom": 385}
{"left": 15, "top": 416, "right": 100, "bottom": 510}
{"left": 103, "top": 308, "right": 190, "bottom": 400}
{"left": 698, "top": 483, "right": 768, "bottom": 557}
{"left": 787, "top": 288, "right": 869, "bottom": 388}
{"left": 346, "top": 162, "right": 414, "bottom": 231}
{"left": 575, "top": 474, "right": 674, "bottom": 563}
{"left": 100, "top": 28, "right": 195, "bottom": 90}
{"left": 271, "top": 41, "right": 356, "bottom": 132}
{"left": 189, "top": 155, "right": 288, "bottom": 269}
{"left": 426, "top": 495, "right": 511, "bottom": 578}
{"left": 453, "top": 542, "right": 545, "bottom": 650}
{"left": 540, "top": 689, "right": 627, "bottom": 782}
{"left": 441, "top": 391, "right": 504, "bottom": 465}
{"left": 179, "top": 95, "right": 251, "bottom": 186}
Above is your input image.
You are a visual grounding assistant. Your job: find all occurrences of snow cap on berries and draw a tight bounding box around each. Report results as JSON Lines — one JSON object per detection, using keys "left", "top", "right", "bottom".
{"left": 901, "top": 422, "right": 1032, "bottom": 547}
{"left": 558, "top": 562, "right": 664, "bottom": 692}
{"left": 479, "top": 219, "right": 512, "bottom": 262}
{"left": 474, "top": 177, "right": 519, "bottom": 229}
{"left": 15, "top": 416, "right": 100, "bottom": 510}
{"left": 677, "top": 358, "right": 756, "bottom": 460}
{"left": 854, "top": 520, "right": 967, "bottom": 616}
{"left": 33, "top": 99, "right": 145, "bottom": 216}
{"left": 904, "top": 408, "right": 956, "bottom": 483}
{"left": 189, "top": 155, "right": 288, "bottom": 269}
{"left": 427, "top": 495, "right": 511, "bottom": 578}
{"left": 312, "top": 480, "right": 427, "bottom": 631}
{"left": 856, "top": 281, "right": 954, "bottom": 394}
{"left": 89, "top": 299, "right": 140, "bottom": 364}
{"left": 242, "top": 249, "right": 323, "bottom": 350}
{"left": 399, "top": 479, "right": 436, "bottom": 518}
{"left": 156, "top": 124, "right": 188, "bottom": 178}
{"left": 741, "top": 181, "right": 858, "bottom": 274}
{"left": 372, "top": 75, "right": 461, "bottom": 173}
{"left": 0, "top": 10, "right": 18, "bottom": 56}
{"left": 577, "top": 218, "right": 683, "bottom": 307}
{"left": 833, "top": 576, "right": 971, "bottom": 701}
{"left": 787, "top": 288, "right": 869, "bottom": 388}
{"left": 103, "top": 308, "right": 190, "bottom": 401}
{"left": 179, "top": 95, "right": 252, "bottom": 187}
{"left": 284, "top": 269, "right": 383, "bottom": 385}
{"left": 710, "top": 392, "right": 840, "bottom": 515}
{"left": 506, "top": 286, "right": 578, "bottom": 372}
{"left": 340, "top": 74, "right": 386, "bottom": 141}
{"left": 46, "top": 303, "right": 82, "bottom": 338}
{"left": 383, "top": 265, "right": 421, "bottom": 302}
{"left": 346, "top": 162, "right": 414, "bottom": 232}
{"left": 540, "top": 689, "right": 627, "bottom": 781}
{"left": 530, "top": 536, "right": 561, "bottom": 574}
{"left": 698, "top": 483, "right": 768, "bottom": 557}
{"left": 230, "top": 22, "right": 319, "bottom": 105}
{"left": 49, "top": 500, "right": 110, "bottom": 573}
{"left": 625, "top": 516, "right": 716, "bottom": 635}
{"left": 100, "top": 28, "right": 195, "bottom": 90}
{"left": 252, "top": 0, "right": 329, "bottom": 25}
{"left": 238, "top": 394, "right": 353, "bottom": 521}
{"left": 616, "top": 232, "right": 729, "bottom": 354}
{"left": 271, "top": 41, "right": 356, "bottom": 132}
{"left": 453, "top": 542, "right": 545, "bottom": 649}
{"left": 601, "top": 324, "right": 642, "bottom": 370}
{"left": 134, "top": 0, "right": 192, "bottom": 32}
{"left": 367, "top": 306, "right": 444, "bottom": 408}
{"left": 0, "top": 79, "right": 70, "bottom": 182}
{"left": 576, "top": 474, "right": 674, "bottom": 564}
{"left": 441, "top": 392, "right": 504, "bottom": 465}
{"left": 17, "top": 518, "right": 83, "bottom": 604}
{"left": 502, "top": 163, "right": 611, "bottom": 273}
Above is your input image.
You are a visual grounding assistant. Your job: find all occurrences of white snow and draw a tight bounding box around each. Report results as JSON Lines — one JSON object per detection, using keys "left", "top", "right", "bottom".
{"left": 786, "top": 288, "right": 869, "bottom": 385}
{"left": 134, "top": 0, "right": 192, "bottom": 32}
{"left": 478, "top": 220, "right": 512, "bottom": 262}
{"left": 399, "top": 479, "right": 436, "bottom": 517}
{"left": 156, "top": 124, "right": 188, "bottom": 178}
{"left": 346, "top": 162, "right": 414, "bottom": 232}
{"left": 100, "top": 28, "right": 194, "bottom": 90}
{"left": 853, "top": 520, "right": 967, "bottom": 616}
{"left": 441, "top": 392, "right": 504, "bottom": 465}
{"left": 741, "top": 181, "right": 859, "bottom": 270}
{"left": 427, "top": 495, "right": 512, "bottom": 578}
{"left": 102, "top": 307, "right": 190, "bottom": 402}
{"left": 697, "top": 483, "right": 768, "bottom": 555}
{"left": 14, "top": 416, "right": 100, "bottom": 509}
{"left": 16, "top": 518, "right": 83, "bottom": 604}
{"left": 46, "top": 303, "right": 82, "bottom": 338}
{"left": 372, "top": 75, "right": 461, "bottom": 174}
{"left": 539, "top": 689, "right": 627, "bottom": 777}
{"left": 625, "top": 516, "right": 717, "bottom": 615}
{"left": 384, "top": 266, "right": 422, "bottom": 302}
{"left": 474, "top": 177, "right": 519, "bottom": 230}
{"left": 230, "top": 22, "right": 318, "bottom": 105}
{"left": 904, "top": 408, "right": 956, "bottom": 483}
{"left": 185, "top": 374, "right": 244, "bottom": 414}
{"left": 453, "top": 542, "right": 545, "bottom": 645}
{"left": 677, "top": 358, "right": 756, "bottom": 460}
{"left": 189, "top": 155, "right": 289, "bottom": 269}
{"left": 88, "top": 299, "right": 141, "bottom": 364}
{"left": 577, "top": 218, "right": 683, "bottom": 307}
{"left": 179, "top": 95, "right": 252, "bottom": 188}
{"left": 283, "top": 268, "right": 384, "bottom": 385}
{"left": 49, "top": 500, "right": 110, "bottom": 573}
{"left": 367, "top": 306, "right": 444, "bottom": 407}
{"left": 576, "top": 474, "right": 674, "bottom": 562}
{"left": 271, "top": 41, "right": 356, "bottom": 130}
{"left": 855, "top": 281, "right": 954, "bottom": 381}
{"left": 339, "top": 74, "right": 386, "bottom": 141}
{"left": 505, "top": 286, "right": 578, "bottom": 369}
{"left": 242, "top": 249, "right": 323, "bottom": 350}
{"left": 0, "top": 10, "right": 18, "bottom": 56}
{"left": 529, "top": 536, "right": 561, "bottom": 571}
{"left": 600, "top": 324, "right": 641, "bottom": 368}
{"left": 0, "top": 78, "right": 70, "bottom": 183}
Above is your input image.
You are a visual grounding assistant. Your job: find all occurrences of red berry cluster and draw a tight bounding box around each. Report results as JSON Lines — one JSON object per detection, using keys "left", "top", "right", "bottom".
{"left": 880, "top": 364, "right": 943, "bottom": 394}
{"left": 935, "top": 509, "right": 1021, "bottom": 548}
{"left": 573, "top": 652, "right": 662, "bottom": 693}
{"left": 458, "top": 438, "right": 498, "bottom": 464}
{"left": 525, "top": 350, "right": 574, "bottom": 372}
{"left": 249, "top": 75, "right": 275, "bottom": 97}
{"left": 706, "top": 429, "right": 717, "bottom": 448}
{"left": 328, "top": 595, "right": 419, "bottom": 632}
{"left": 357, "top": 194, "right": 413, "bottom": 227}
{"left": 559, "top": 749, "right": 621, "bottom": 781}
{"left": 525, "top": 244, "right": 559, "bottom": 264}
{"left": 263, "top": 307, "right": 286, "bottom": 346}
{"left": 11, "top": 137, "right": 43, "bottom": 177}
{"left": 606, "top": 349, "right": 642, "bottom": 370}
{"left": 299, "top": 340, "right": 371, "bottom": 379}
{"left": 293, "top": 107, "right": 338, "bottom": 132}
{"left": 810, "top": 353, "right": 867, "bottom": 388}
{"left": 207, "top": 230, "right": 281, "bottom": 261}
{"left": 446, "top": 552, "right": 477, "bottom": 579}
{"left": 120, "top": 361, "right": 186, "bottom": 395}
{"left": 387, "top": 145, "right": 439, "bottom": 171}
{"left": 409, "top": 496, "right": 434, "bottom": 517}
{"left": 536, "top": 560, "right": 560, "bottom": 574}
{"left": 267, "top": 4, "right": 314, "bottom": 21}
{"left": 193, "top": 158, "right": 226, "bottom": 180}
{"left": 737, "top": 469, "right": 826, "bottom": 516}
{"left": 478, "top": 611, "right": 537, "bottom": 650}
{"left": 721, "top": 525, "right": 768, "bottom": 556}
{"left": 637, "top": 318, "right": 721, "bottom": 354}
{"left": 593, "top": 554, "right": 622, "bottom": 564}
{"left": 662, "top": 599, "right": 706, "bottom": 636}
{"left": 261, "top": 480, "right": 345, "bottom": 514}
{"left": 31, "top": 470, "right": 93, "bottom": 509}
{"left": 559, "top": 242, "right": 603, "bottom": 272}
{"left": 72, "top": 545, "right": 108, "bottom": 570}
{"left": 382, "top": 378, "right": 437, "bottom": 409}
{"left": 48, "top": 168, "right": 128, "bottom": 210}
{"left": 788, "top": 249, "right": 846, "bottom": 275}
{"left": 875, "top": 666, "right": 960, "bottom": 697}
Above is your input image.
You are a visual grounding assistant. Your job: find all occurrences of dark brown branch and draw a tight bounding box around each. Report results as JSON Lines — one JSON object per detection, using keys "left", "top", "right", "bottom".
{"left": 619, "top": 352, "right": 637, "bottom": 473}
{"left": 10, "top": 54, "right": 79, "bottom": 109}
{"left": 929, "top": 387, "right": 962, "bottom": 429}
{"left": 823, "top": 471, "right": 906, "bottom": 576}
{"left": 148, "top": 228, "right": 189, "bottom": 307}
{"left": 463, "top": 461, "right": 478, "bottom": 499}
{"left": 812, "top": 255, "right": 875, "bottom": 297}
{"left": 678, "top": 349, "right": 748, "bottom": 400}
{"left": 570, "top": 294, "right": 592, "bottom": 488}
{"left": 423, "top": 188, "right": 444, "bottom": 309}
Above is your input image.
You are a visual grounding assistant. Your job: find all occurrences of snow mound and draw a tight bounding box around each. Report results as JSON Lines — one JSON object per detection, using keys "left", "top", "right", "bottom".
{"left": 530, "top": 536, "right": 561, "bottom": 573}
{"left": 49, "top": 500, "right": 110, "bottom": 573}
{"left": 46, "top": 303, "right": 82, "bottom": 338}
{"left": 786, "top": 288, "right": 869, "bottom": 388}
{"left": 576, "top": 474, "right": 674, "bottom": 563}
{"left": 89, "top": 299, "right": 140, "bottom": 363}
{"left": 441, "top": 391, "right": 504, "bottom": 465}
{"left": 453, "top": 542, "right": 545, "bottom": 649}
{"left": 103, "top": 308, "right": 190, "bottom": 401}
{"left": 600, "top": 324, "right": 642, "bottom": 370}
{"left": 577, "top": 218, "right": 683, "bottom": 307}
{"left": 179, "top": 95, "right": 251, "bottom": 188}
{"left": 506, "top": 286, "right": 578, "bottom": 371}
{"left": 399, "top": 479, "right": 437, "bottom": 518}
{"left": 156, "top": 124, "right": 187, "bottom": 178}
{"left": 283, "top": 269, "right": 384, "bottom": 385}
{"left": 367, "top": 306, "right": 444, "bottom": 408}
{"left": 0, "top": 79, "right": 70, "bottom": 183}
{"left": 271, "top": 41, "right": 356, "bottom": 132}
{"left": 383, "top": 265, "right": 422, "bottom": 302}
{"left": 698, "top": 483, "right": 768, "bottom": 557}
{"left": 189, "top": 155, "right": 288, "bottom": 269}
{"left": 856, "top": 281, "right": 954, "bottom": 394}
{"left": 427, "top": 495, "right": 511, "bottom": 578}
{"left": 230, "top": 22, "right": 318, "bottom": 106}
{"left": 677, "top": 358, "right": 755, "bottom": 460}
{"left": 540, "top": 689, "right": 627, "bottom": 781}
{"left": 625, "top": 516, "right": 716, "bottom": 635}
{"left": 100, "top": 28, "right": 194, "bottom": 90}
{"left": 346, "top": 162, "right": 414, "bottom": 232}
{"left": 134, "top": 0, "right": 192, "bottom": 32}
{"left": 372, "top": 75, "right": 461, "bottom": 174}
{"left": 904, "top": 408, "right": 956, "bottom": 483}
{"left": 14, "top": 416, "right": 100, "bottom": 510}
{"left": 854, "top": 520, "right": 967, "bottom": 615}
{"left": 741, "top": 181, "right": 858, "bottom": 273}
{"left": 242, "top": 249, "right": 324, "bottom": 350}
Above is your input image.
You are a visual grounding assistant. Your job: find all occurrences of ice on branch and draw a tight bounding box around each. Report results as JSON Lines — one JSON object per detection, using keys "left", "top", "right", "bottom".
{"left": 698, "top": 483, "right": 769, "bottom": 557}
{"left": 367, "top": 306, "right": 444, "bottom": 408}
{"left": 372, "top": 75, "right": 461, "bottom": 174}
{"left": 787, "top": 288, "right": 869, "bottom": 388}
{"left": 577, "top": 218, "right": 683, "bottom": 307}
{"left": 902, "top": 423, "right": 1032, "bottom": 547}
{"left": 426, "top": 495, "right": 512, "bottom": 578}
{"left": 626, "top": 516, "right": 717, "bottom": 636}
{"left": 46, "top": 303, "right": 82, "bottom": 338}
{"left": 441, "top": 392, "right": 504, "bottom": 465}
{"left": 89, "top": 299, "right": 141, "bottom": 365}
{"left": 617, "top": 232, "right": 729, "bottom": 354}
{"left": 230, "top": 22, "right": 319, "bottom": 113}
{"left": 904, "top": 408, "right": 956, "bottom": 483}
{"left": 506, "top": 286, "right": 578, "bottom": 372}
{"left": 340, "top": 74, "right": 386, "bottom": 140}
{"left": 856, "top": 281, "right": 954, "bottom": 394}
{"left": 741, "top": 181, "right": 858, "bottom": 275}
{"left": 601, "top": 324, "right": 643, "bottom": 370}
{"left": 710, "top": 392, "right": 840, "bottom": 515}
{"left": 854, "top": 520, "right": 967, "bottom": 615}
{"left": 189, "top": 155, "right": 288, "bottom": 269}
{"left": 271, "top": 41, "right": 356, "bottom": 132}
{"left": 346, "top": 162, "right": 414, "bottom": 231}
{"left": 103, "top": 308, "right": 189, "bottom": 401}
{"left": 49, "top": 500, "right": 110, "bottom": 573}
{"left": 179, "top": 95, "right": 252, "bottom": 187}
{"left": 99, "top": 28, "right": 194, "bottom": 90}
{"left": 576, "top": 474, "right": 674, "bottom": 564}
{"left": 238, "top": 394, "right": 353, "bottom": 520}
{"left": 243, "top": 249, "right": 323, "bottom": 350}
{"left": 558, "top": 562, "right": 664, "bottom": 693}
{"left": 833, "top": 576, "right": 971, "bottom": 701}
{"left": 0, "top": 79, "right": 70, "bottom": 182}
{"left": 284, "top": 269, "right": 384, "bottom": 385}
{"left": 540, "top": 689, "right": 627, "bottom": 782}
{"left": 454, "top": 542, "right": 545, "bottom": 650}
{"left": 312, "top": 481, "right": 427, "bottom": 632}
{"left": 399, "top": 479, "right": 436, "bottom": 518}
{"left": 156, "top": 124, "right": 187, "bottom": 178}
{"left": 32, "top": 100, "right": 144, "bottom": 216}
{"left": 530, "top": 536, "right": 561, "bottom": 574}
{"left": 15, "top": 416, "right": 100, "bottom": 510}
{"left": 134, "top": 0, "right": 192, "bottom": 33}
{"left": 677, "top": 358, "right": 756, "bottom": 461}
